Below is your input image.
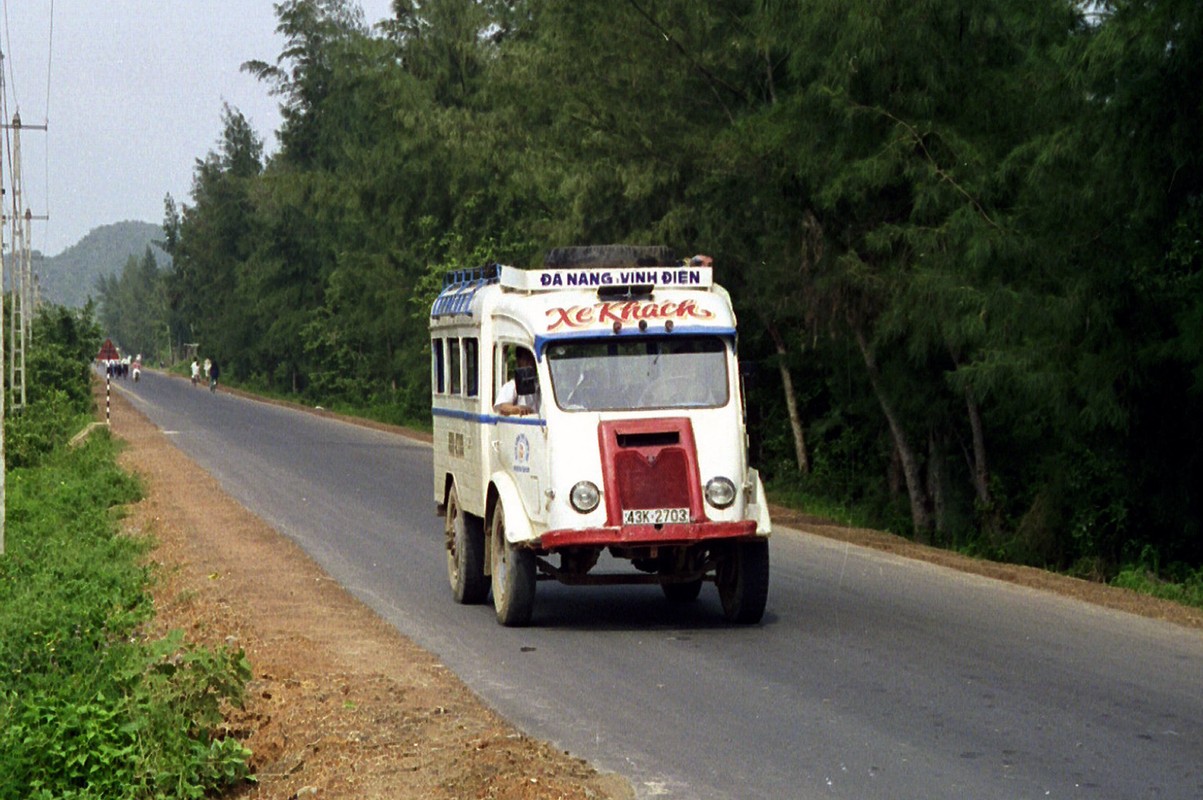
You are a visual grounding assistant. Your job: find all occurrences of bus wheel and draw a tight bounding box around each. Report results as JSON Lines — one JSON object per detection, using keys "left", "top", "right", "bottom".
{"left": 490, "top": 504, "right": 536, "bottom": 626}
{"left": 716, "top": 540, "right": 769, "bottom": 624}
{"left": 446, "top": 485, "right": 487, "bottom": 604}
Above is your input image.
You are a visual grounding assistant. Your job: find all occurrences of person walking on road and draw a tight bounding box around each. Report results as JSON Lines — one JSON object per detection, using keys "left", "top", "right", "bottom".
{"left": 191, "top": 358, "right": 201, "bottom": 386}
{"left": 208, "top": 359, "right": 221, "bottom": 393}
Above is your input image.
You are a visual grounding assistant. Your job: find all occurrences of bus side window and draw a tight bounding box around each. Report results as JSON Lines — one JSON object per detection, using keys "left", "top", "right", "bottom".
{"left": 464, "top": 338, "right": 479, "bottom": 397}
{"left": 449, "top": 337, "right": 461, "bottom": 395}
{"left": 433, "top": 338, "right": 445, "bottom": 394}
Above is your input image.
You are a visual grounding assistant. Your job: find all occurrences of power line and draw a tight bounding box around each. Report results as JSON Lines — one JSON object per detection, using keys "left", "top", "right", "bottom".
{"left": 44, "top": 0, "right": 52, "bottom": 122}
{"left": 43, "top": 0, "right": 52, "bottom": 233}
{"left": 1, "top": 0, "right": 19, "bottom": 112}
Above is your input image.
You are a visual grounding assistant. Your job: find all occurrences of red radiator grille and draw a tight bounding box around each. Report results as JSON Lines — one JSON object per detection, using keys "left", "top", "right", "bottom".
{"left": 613, "top": 448, "right": 692, "bottom": 509}
{"left": 598, "top": 418, "right": 705, "bottom": 526}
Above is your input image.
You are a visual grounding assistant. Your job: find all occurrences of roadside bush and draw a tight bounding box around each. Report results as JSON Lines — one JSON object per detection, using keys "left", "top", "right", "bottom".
{"left": 0, "top": 437, "right": 252, "bottom": 799}
{"left": 26, "top": 340, "right": 96, "bottom": 412}
{"left": 4, "top": 304, "right": 102, "bottom": 468}
{"left": 1111, "top": 547, "right": 1203, "bottom": 609}
{"left": 2, "top": 389, "right": 88, "bottom": 469}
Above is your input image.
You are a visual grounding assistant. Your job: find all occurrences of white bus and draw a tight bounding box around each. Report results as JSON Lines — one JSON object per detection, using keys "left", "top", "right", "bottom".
{"left": 430, "top": 246, "right": 771, "bottom": 626}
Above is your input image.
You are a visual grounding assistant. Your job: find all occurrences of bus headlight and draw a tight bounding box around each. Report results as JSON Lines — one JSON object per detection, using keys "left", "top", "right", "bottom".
{"left": 705, "top": 477, "right": 737, "bottom": 509}
{"left": 570, "top": 481, "right": 601, "bottom": 513}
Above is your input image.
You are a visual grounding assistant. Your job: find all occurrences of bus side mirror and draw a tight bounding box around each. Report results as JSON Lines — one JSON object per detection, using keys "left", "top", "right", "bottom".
{"left": 515, "top": 365, "right": 538, "bottom": 396}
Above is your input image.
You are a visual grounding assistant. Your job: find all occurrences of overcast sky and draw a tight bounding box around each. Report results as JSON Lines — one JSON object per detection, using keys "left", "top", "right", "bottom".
{"left": 2, "top": 1, "right": 395, "bottom": 257}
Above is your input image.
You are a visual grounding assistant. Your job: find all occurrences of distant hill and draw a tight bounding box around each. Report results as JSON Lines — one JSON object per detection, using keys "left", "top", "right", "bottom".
{"left": 27, "top": 221, "right": 171, "bottom": 309}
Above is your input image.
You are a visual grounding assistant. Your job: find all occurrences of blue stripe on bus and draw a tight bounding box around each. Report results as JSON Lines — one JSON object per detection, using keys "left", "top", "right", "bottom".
{"left": 432, "top": 406, "right": 545, "bottom": 426}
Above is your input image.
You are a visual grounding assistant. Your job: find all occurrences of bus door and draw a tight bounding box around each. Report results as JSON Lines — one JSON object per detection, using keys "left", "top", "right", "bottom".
{"left": 491, "top": 342, "right": 549, "bottom": 527}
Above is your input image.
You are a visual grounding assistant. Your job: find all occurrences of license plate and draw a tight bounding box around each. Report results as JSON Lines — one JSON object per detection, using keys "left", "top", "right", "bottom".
{"left": 622, "top": 507, "right": 690, "bottom": 525}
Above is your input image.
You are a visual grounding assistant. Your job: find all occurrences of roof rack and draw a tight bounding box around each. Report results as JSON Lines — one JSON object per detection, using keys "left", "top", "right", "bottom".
{"left": 430, "top": 263, "right": 500, "bottom": 318}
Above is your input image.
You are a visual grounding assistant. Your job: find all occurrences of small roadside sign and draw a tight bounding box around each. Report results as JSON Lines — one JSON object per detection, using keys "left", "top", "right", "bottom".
{"left": 96, "top": 339, "right": 120, "bottom": 361}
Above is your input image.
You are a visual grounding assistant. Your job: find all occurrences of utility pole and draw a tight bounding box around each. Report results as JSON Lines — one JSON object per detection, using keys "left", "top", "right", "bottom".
{"left": 5, "top": 112, "right": 40, "bottom": 414}
{"left": 0, "top": 48, "right": 51, "bottom": 557}
{"left": 1, "top": 47, "right": 8, "bottom": 556}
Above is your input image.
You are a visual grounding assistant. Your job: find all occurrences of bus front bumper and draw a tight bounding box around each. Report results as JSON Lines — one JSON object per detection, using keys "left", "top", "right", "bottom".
{"left": 539, "top": 519, "right": 759, "bottom": 550}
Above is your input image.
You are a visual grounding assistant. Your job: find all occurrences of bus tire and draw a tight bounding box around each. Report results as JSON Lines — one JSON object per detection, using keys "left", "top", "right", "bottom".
{"left": 716, "top": 540, "right": 769, "bottom": 624}
{"left": 446, "top": 485, "right": 488, "bottom": 604}
{"left": 490, "top": 503, "right": 536, "bottom": 626}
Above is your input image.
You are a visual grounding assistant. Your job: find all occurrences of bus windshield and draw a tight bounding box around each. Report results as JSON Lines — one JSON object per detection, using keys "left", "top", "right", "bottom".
{"left": 546, "top": 335, "right": 729, "bottom": 411}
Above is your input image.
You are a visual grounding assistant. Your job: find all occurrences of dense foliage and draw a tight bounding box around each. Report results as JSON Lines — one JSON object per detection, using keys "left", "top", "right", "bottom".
{"left": 3, "top": 305, "right": 104, "bottom": 468}
{"left": 95, "top": 248, "right": 171, "bottom": 365}
{"left": 103, "top": 0, "right": 1200, "bottom": 579}
{"left": 1, "top": 306, "right": 252, "bottom": 798}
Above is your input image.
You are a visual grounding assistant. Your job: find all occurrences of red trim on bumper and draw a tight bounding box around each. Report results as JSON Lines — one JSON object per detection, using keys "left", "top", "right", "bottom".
{"left": 540, "top": 520, "right": 757, "bottom": 549}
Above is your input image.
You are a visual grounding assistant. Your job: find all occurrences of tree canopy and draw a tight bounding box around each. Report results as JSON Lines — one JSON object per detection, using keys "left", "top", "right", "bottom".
{"left": 100, "top": 0, "right": 1202, "bottom": 578}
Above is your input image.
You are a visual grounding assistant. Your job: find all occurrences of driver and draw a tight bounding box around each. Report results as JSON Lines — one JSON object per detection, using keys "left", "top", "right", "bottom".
{"left": 495, "top": 347, "right": 541, "bottom": 416}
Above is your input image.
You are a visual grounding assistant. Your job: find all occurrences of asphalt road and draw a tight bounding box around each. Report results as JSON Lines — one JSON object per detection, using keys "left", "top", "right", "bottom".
{"left": 112, "top": 370, "right": 1203, "bottom": 800}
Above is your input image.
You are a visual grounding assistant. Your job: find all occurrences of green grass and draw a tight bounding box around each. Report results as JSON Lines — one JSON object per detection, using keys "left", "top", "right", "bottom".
{"left": 766, "top": 481, "right": 886, "bottom": 532}
{"left": 1, "top": 431, "right": 252, "bottom": 799}
{"left": 1111, "top": 565, "right": 1203, "bottom": 609}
